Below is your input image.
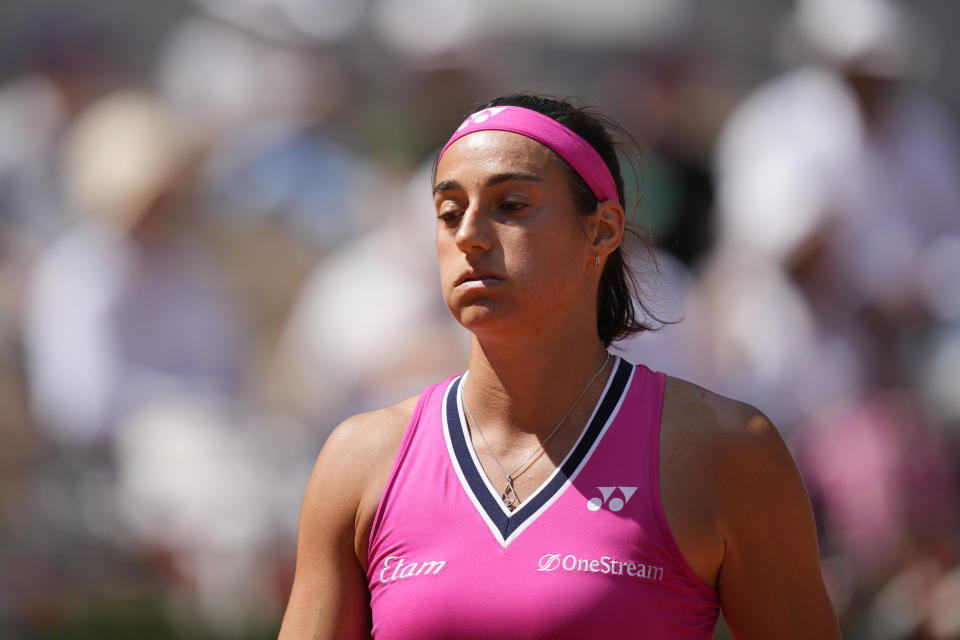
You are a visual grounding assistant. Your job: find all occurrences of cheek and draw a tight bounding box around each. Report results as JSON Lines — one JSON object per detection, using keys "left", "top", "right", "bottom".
{"left": 435, "top": 232, "right": 456, "bottom": 277}
{"left": 508, "top": 231, "right": 585, "bottom": 283}
{"left": 435, "top": 234, "right": 466, "bottom": 311}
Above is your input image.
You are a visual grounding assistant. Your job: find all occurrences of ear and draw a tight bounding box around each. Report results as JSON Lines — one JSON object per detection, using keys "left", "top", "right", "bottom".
{"left": 591, "top": 200, "right": 625, "bottom": 260}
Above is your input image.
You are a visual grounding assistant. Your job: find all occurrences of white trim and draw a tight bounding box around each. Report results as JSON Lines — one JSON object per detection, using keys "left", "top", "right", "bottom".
{"left": 500, "top": 361, "right": 635, "bottom": 546}
{"left": 456, "top": 372, "right": 514, "bottom": 517}
{"left": 441, "top": 376, "right": 506, "bottom": 545}
{"left": 445, "top": 357, "right": 634, "bottom": 547}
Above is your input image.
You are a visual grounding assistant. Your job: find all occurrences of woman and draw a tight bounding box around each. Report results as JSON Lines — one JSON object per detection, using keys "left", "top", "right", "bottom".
{"left": 279, "top": 95, "right": 842, "bottom": 639}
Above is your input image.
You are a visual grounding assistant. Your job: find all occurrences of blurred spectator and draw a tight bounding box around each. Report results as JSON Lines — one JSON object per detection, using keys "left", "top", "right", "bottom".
{"left": 156, "top": 15, "right": 398, "bottom": 417}
{"left": 0, "top": 10, "right": 118, "bottom": 244}
{"left": 718, "top": 0, "right": 960, "bottom": 321}
{"left": 158, "top": 12, "right": 386, "bottom": 249}
{"left": 195, "top": 0, "right": 369, "bottom": 46}
{"left": 113, "top": 395, "right": 303, "bottom": 635}
{"left": 1, "top": 0, "right": 959, "bottom": 637}
{"left": 609, "top": 241, "right": 703, "bottom": 383}
{"left": 705, "top": 0, "right": 960, "bottom": 633}
{"left": 705, "top": 0, "right": 960, "bottom": 423}
{"left": 0, "top": 12, "right": 121, "bottom": 489}
{"left": 10, "top": 89, "right": 266, "bottom": 636}
{"left": 796, "top": 392, "right": 957, "bottom": 583}
{"left": 21, "top": 90, "right": 247, "bottom": 446}
{"left": 797, "top": 391, "right": 959, "bottom": 639}
{"left": 598, "top": 45, "right": 726, "bottom": 270}
{"left": 276, "top": 161, "right": 469, "bottom": 428}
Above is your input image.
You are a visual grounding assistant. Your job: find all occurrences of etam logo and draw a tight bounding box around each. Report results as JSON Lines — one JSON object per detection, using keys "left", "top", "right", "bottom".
{"left": 378, "top": 555, "right": 446, "bottom": 585}
{"left": 587, "top": 486, "right": 637, "bottom": 512}
{"left": 456, "top": 106, "right": 508, "bottom": 131}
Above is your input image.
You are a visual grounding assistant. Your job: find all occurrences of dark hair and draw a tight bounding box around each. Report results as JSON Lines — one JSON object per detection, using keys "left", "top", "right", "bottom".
{"left": 471, "top": 94, "right": 664, "bottom": 346}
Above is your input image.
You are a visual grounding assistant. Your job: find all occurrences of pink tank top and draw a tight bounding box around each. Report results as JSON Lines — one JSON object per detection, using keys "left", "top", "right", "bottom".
{"left": 367, "top": 357, "right": 719, "bottom": 638}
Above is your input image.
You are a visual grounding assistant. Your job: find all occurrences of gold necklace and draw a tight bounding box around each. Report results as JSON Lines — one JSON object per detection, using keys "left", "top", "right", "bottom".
{"left": 462, "top": 353, "right": 611, "bottom": 511}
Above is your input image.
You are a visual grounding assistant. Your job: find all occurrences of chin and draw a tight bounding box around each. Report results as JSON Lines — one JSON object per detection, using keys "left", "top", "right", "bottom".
{"left": 450, "top": 302, "right": 517, "bottom": 335}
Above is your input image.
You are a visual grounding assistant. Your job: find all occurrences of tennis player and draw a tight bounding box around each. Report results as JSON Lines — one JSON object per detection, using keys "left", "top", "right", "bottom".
{"left": 278, "top": 94, "right": 842, "bottom": 639}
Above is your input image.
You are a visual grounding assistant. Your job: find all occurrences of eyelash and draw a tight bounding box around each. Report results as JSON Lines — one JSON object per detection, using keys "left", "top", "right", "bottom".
{"left": 436, "top": 200, "right": 528, "bottom": 224}
{"left": 437, "top": 210, "right": 462, "bottom": 223}
{"left": 500, "top": 200, "right": 526, "bottom": 211}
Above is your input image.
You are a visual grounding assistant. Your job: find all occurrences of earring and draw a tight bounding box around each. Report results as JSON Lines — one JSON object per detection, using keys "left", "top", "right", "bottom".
{"left": 594, "top": 255, "right": 600, "bottom": 267}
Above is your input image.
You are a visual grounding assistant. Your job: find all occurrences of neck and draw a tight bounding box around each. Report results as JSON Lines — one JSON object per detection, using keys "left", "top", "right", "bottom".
{"left": 463, "top": 329, "right": 611, "bottom": 440}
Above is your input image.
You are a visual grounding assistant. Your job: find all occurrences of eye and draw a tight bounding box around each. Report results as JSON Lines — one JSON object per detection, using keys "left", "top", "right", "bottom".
{"left": 500, "top": 200, "right": 528, "bottom": 212}
{"left": 437, "top": 209, "right": 462, "bottom": 224}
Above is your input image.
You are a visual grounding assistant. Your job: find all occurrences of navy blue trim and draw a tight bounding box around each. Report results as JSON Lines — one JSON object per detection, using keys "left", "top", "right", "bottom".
{"left": 446, "top": 358, "right": 633, "bottom": 540}
{"left": 445, "top": 376, "right": 509, "bottom": 533}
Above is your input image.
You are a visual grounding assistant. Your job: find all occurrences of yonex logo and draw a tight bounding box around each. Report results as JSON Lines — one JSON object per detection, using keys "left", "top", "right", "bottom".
{"left": 456, "top": 106, "right": 508, "bottom": 131}
{"left": 586, "top": 486, "right": 637, "bottom": 512}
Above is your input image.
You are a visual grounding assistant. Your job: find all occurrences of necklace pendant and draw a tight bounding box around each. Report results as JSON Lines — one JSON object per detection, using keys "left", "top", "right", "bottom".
{"left": 501, "top": 478, "right": 518, "bottom": 511}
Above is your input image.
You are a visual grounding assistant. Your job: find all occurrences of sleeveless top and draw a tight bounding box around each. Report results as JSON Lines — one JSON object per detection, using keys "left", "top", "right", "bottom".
{"left": 366, "top": 357, "right": 719, "bottom": 638}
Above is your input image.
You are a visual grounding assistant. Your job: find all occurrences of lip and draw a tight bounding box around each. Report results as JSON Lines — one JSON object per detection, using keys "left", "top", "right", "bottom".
{"left": 455, "top": 270, "right": 503, "bottom": 288}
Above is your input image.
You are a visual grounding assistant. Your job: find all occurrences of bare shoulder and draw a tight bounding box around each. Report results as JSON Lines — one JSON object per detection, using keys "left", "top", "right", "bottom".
{"left": 305, "top": 393, "right": 421, "bottom": 566}
{"left": 279, "top": 394, "right": 420, "bottom": 640}
{"left": 661, "top": 377, "right": 841, "bottom": 639}
{"left": 658, "top": 376, "right": 799, "bottom": 587}
{"left": 661, "top": 376, "right": 794, "bottom": 496}
{"left": 318, "top": 393, "right": 421, "bottom": 480}
{"left": 662, "top": 376, "right": 779, "bottom": 451}
{"left": 661, "top": 374, "right": 802, "bottom": 522}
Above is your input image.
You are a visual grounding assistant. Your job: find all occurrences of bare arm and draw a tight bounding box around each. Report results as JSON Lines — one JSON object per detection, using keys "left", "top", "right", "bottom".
{"left": 713, "top": 408, "right": 842, "bottom": 639}
{"left": 278, "top": 400, "right": 414, "bottom": 640}
{"left": 661, "top": 378, "right": 841, "bottom": 639}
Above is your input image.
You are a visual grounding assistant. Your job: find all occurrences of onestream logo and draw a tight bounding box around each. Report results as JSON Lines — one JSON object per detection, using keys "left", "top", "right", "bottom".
{"left": 538, "top": 553, "right": 664, "bottom": 582}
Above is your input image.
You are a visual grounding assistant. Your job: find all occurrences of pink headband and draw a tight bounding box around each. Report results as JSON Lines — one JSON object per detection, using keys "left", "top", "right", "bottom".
{"left": 438, "top": 105, "right": 620, "bottom": 205}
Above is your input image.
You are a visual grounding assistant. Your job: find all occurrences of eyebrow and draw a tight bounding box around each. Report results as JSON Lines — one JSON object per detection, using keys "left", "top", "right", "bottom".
{"left": 432, "top": 171, "right": 545, "bottom": 196}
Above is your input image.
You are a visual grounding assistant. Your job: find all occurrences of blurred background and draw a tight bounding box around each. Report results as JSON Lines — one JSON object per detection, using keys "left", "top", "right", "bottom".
{"left": 0, "top": 0, "right": 958, "bottom": 638}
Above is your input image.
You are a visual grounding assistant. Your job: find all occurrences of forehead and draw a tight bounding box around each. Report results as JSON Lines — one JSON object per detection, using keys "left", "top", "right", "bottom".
{"left": 434, "top": 130, "right": 565, "bottom": 187}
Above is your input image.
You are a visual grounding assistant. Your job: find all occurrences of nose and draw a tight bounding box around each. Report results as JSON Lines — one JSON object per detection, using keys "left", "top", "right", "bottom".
{"left": 454, "top": 205, "right": 492, "bottom": 254}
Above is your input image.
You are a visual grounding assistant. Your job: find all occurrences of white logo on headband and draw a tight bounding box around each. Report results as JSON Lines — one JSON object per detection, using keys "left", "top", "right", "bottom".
{"left": 456, "top": 106, "right": 507, "bottom": 131}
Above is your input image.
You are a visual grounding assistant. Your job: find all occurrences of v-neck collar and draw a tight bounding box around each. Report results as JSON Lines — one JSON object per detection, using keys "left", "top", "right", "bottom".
{"left": 441, "top": 356, "right": 635, "bottom": 547}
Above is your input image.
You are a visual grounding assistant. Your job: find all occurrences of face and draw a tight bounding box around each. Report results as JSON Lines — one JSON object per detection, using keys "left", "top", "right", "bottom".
{"left": 433, "top": 130, "right": 600, "bottom": 338}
